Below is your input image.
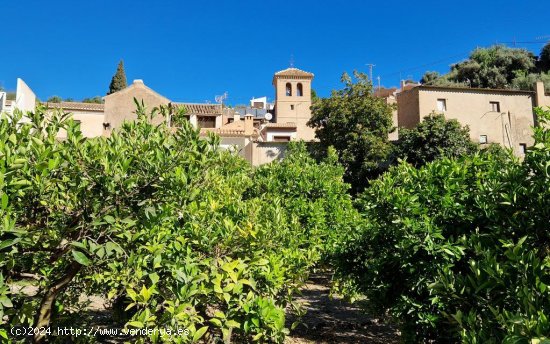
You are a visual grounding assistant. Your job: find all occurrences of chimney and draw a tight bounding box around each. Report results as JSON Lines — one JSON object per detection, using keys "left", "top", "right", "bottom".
{"left": 535, "top": 81, "right": 545, "bottom": 107}
{"left": 400, "top": 80, "right": 406, "bottom": 91}
{"left": 244, "top": 114, "right": 254, "bottom": 136}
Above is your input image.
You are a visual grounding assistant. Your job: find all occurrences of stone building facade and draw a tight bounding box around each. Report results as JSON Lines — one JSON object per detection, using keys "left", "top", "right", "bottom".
{"left": 396, "top": 82, "right": 550, "bottom": 156}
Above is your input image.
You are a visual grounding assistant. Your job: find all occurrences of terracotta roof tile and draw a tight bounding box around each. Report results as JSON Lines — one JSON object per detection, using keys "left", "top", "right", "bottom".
{"left": 274, "top": 68, "right": 314, "bottom": 78}
{"left": 222, "top": 120, "right": 245, "bottom": 130}
{"left": 172, "top": 103, "right": 222, "bottom": 116}
{"left": 374, "top": 88, "right": 397, "bottom": 98}
{"left": 264, "top": 122, "right": 297, "bottom": 128}
{"left": 200, "top": 127, "right": 260, "bottom": 138}
{"left": 45, "top": 102, "right": 104, "bottom": 112}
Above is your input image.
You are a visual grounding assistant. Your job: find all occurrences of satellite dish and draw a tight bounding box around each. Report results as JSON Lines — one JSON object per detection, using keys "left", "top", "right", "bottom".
{"left": 265, "top": 113, "right": 273, "bottom": 121}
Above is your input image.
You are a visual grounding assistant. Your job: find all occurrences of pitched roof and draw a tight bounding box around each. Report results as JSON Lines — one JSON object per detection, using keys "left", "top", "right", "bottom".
{"left": 374, "top": 88, "right": 397, "bottom": 98}
{"left": 274, "top": 68, "right": 314, "bottom": 78}
{"left": 264, "top": 122, "right": 297, "bottom": 128}
{"left": 221, "top": 119, "right": 245, "bottom": 130}
{"left": 104, "top": 79, "right": 172, "bottom": 104}
{"left": 200, "top": 127, "right": 261, "bottom": 138}
{"left": 172, "top": 103, "right": 222, "bottom": 116}
{"left": 45, "top": 101, "right": 105, "bottom": 112}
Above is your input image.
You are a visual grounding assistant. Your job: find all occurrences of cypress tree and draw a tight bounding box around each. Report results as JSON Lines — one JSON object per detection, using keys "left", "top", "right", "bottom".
{"left": 107, "top": 60, "right": 127, "bottom": 95}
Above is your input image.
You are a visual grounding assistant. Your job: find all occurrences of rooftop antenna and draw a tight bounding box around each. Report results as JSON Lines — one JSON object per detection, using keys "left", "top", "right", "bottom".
{"left": 215, "top": 91, "right": 228, "bottom": 106}
{"left": 289, "top": 54, "right": 295, "bottom": 68}
{"left": 366, "top": 63, "right": 376, "bottom": 82}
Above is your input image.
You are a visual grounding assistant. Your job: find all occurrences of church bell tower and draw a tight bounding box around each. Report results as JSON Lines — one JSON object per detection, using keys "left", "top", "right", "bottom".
{"left": 272, "top": 67, "right": 315, "bottom": 141}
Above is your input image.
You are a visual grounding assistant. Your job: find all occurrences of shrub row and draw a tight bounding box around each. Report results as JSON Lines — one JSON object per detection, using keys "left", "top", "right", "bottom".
{"left": 0, "top": 105, "right": 357, "bottom": 343}
{"left": 332, "top": 108, "right": 550, "bottom": 343}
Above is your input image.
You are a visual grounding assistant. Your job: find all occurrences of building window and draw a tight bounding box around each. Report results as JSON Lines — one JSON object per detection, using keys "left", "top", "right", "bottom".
{"left": 437, "top": 99, "right": 447, "bottom": 112}
{"left": 286, "top": 83, "right": 292, "bottom": 96}
{"left": 290, "top": 104, "right": 294, "bottom": 110}
{"left": 479, "top": 135, "right": 488, "bottom": 144}
{"left": 197, "top": 116, "right": 216, "bottom": 128}
{"left": 490, "top": 101, "right": 500, "bottom": 112}
{"left": 519, "top": 143, "right": 527, "bottom": 154}
{"left": 273, "top": 136, "right": 291, "bottom": 142}
{"left": 297, "top": 83, "right": 303, "bottom": 97}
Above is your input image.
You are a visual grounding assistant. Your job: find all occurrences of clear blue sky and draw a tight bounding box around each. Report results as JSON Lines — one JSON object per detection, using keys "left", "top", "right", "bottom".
{"left": 1, "top": 0, "right": 548, "bottom": 105}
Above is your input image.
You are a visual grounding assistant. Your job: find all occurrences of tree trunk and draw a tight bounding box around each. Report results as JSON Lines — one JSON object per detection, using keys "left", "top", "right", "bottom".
{"left": 33, "top": 262, "right": 82, "bottom": 344}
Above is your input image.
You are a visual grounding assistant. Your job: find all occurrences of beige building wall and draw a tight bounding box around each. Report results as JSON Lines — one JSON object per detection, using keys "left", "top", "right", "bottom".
{"left": 218, "top": 136, "right": 250, "bottom": 159}
{"left": 535, "top": 81, "right": 550, "bottom": 108}
{"left": 265, "top": 129, "right": 296, "bottom": 141}
{"left": 103, "top": 80, "right": 170, "bottom": 135}
{"left": 69, "top": 111, "right": 104, "bottom": 137}
{"left": 398, "top": 86, "right": 536, "bottom": 156}
{"left": 45, "top": 101, "right": 106, "bottom": 138}
{"left": 53, "top": 110, "right": 104, "bottom": 138}
{"left": 386, "top": 95, "right": 399, "bottom": 141}
{"left": 396, "top": 88, "right": 420, "bottom": 129}
{"left": 249, "top": 142, "right": 288, "bottom": 166}
{"left": 73, "top": 112, "right": 105, "bottom": 137}
{"left": 273, "top": 68, "right": 315, "bottom": 141}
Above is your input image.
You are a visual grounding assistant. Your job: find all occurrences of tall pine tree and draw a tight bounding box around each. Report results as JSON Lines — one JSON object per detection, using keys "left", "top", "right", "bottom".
{"left": 107, "top": 60, "right": 127, "bottom": 95}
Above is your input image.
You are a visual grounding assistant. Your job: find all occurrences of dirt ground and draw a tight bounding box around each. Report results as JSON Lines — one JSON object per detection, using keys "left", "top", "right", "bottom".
{"left": 11, "top": 274, "right": 400, "bottom": 343}
{"left": 285, "top": 273, "right": 400, "bottom": 344}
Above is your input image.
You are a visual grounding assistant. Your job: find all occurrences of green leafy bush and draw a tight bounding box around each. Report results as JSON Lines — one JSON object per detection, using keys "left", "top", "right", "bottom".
{"left": 246, "top": 143, "right": 360, "bottom": 258}
{"left": 394, "top": 113, "right": 478, "bottom": 167}
{"left": 0, "top": 104, "right": 355, "bottom": 343}
{"left": 333, "top": 108, "right": 550, "bottom": 343}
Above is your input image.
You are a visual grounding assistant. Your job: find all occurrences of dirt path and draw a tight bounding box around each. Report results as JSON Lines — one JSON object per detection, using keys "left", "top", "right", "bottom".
{"left": 285, "top": 273, "right": 400, "bottom": 344}
{"left": 11, "top": 274, "right": 400, "bottom": 343}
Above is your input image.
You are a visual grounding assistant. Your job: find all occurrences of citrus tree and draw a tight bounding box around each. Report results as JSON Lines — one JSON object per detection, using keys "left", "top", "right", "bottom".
{"left": 1, "top": 103, "right": 355, "bottom": 343}
{"left": 332, "top": 108, "right": 550, "bottom": 343}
